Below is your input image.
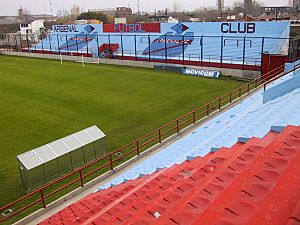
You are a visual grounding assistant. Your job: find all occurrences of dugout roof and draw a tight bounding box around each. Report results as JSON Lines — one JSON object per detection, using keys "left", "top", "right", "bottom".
{"left": 17, "top": 125, "right": 106, "bottom": 170}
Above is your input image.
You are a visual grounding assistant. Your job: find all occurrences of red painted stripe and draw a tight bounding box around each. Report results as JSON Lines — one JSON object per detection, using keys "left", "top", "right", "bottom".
{"left": 103, "top": 23, "right": 161, "bottom": 33}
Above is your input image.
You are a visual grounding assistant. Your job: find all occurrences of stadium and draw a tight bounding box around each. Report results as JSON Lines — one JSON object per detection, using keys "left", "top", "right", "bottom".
{"left": 0, "top": 6, "right": 300, "bottom": 225}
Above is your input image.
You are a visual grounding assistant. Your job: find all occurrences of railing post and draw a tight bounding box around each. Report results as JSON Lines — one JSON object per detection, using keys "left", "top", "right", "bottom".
{"left": 79, "top": 170, "right": 84, "bottom": 187}
{"left": 40, "top": 189, "right": 46, "bottom": 208}
{"left": 165, "top": 35, "right": 168, "bottom": 63}
{"left": 48, "top": 35, "right": 52, "bottom": 53}
{"left": 148, "top": 35, "right": 151, "bottom": 62}
{"left": 26, "top": 34, "right": 29, "bottom": 52}
{"left": 76, "top": 33, "right": 79, "bottom": 55}
{"left": 109, "top": 154, "right": 113, "bottom": 170}
{"left": 65, "top": 35, "right": 69, "bottom": 55}
{"left": 6, "top": 34, "right": 10, "bottom": 51}
{"left": 86, "top": 34, "right": 89, "bottom": 56}
{"left": 193, "top": 111, "right": 196, "bottom": 124}
{"left": 239, "top": 87, "right": 242, "bottom": 97}
{"left": 242, "top": 36, "right": 246, "bottom": 70}
{"left": 108, "top": 34, "right": 111, "bottom": 59}
{"left": 3, "top": 34, "right": 6, "bottom": 51}
{"left": 220, "top": 36, "right": 224, "bottom": 68}
{"left": 176, "top": 120, "right": 179, "bottom": 133}
{"left": 260, "top": 37, "right": 265, "bottom": 74}
{"left": 136, "top": 140, "right": 140, "bottom": 155}
{"left": 182, "top": 35, "right": 185, "bottom": 65}
{"left": 13, "top": 34, "right": 16, "bottom": 51}
{"left": 247, "top": 83, "right": 250, "bottom": 92}
{"left": 218, "top": 98, "right": 221, "bottom": 109}
{"left": 229, "top": 92, "right": 232, "bottom": 103}
{"left": 120, "top": 34, "right": 124, "bottom": 60}
{"left": 207, "top": 104, "right": 209, "bottom": 116}
{"left": 134, "top": 35, "right": 137, "bottom": 61}
{"left": 19, "top": 34, "right": 23, "bottom": 52}
{"left": 41, "top": 35, "right": 44, "bottom": 54}
{"left": 57, "top": 34, "right": 60, "bottom": 55}
{"left": 201, "top": 35, "right": 203, "bottom": 66}
{"left": 158, "top": 129, "right": 162, "bottom": 143}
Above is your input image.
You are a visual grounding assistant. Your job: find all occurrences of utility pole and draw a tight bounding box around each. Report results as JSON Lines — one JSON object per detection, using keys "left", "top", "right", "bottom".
{"left": 49, "top": 0, "right": 53, "bottom": 15}
{"left": 137, "top": 0, "right": 140, "bottom": 16}
{"left": 217, "top": 0, "right": 224, "bottom": 20}
{"left": 217, "top": 0, "right": 224, "bottom": 12}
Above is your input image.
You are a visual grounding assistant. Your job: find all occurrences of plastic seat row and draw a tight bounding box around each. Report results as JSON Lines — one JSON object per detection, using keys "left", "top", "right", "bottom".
{"left": 39, "top": 125, "right": 300, "bottom": 225}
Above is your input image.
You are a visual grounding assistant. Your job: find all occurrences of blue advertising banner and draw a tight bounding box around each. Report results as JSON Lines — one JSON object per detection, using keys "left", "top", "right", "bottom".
{"left": 32, "top": 22, "right": 290, "bottom": 66}
{"left": 182, "top": 68, "right": 220, "bottom": 78}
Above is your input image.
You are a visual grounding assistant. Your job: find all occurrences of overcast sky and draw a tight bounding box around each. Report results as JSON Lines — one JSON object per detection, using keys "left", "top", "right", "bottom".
{"left": 0, "top": 0, "right": 289, "bottom": 16}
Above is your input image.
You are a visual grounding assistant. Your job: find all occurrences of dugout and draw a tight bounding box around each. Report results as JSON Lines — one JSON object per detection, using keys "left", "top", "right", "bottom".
{"left": 16, "top": 125, "right": 106, "bottom": 191}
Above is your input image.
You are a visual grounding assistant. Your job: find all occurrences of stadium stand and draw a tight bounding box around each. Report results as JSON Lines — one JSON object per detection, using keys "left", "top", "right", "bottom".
{"left": 285, "top": 58, "right": 300, "bottom": 72}
{"left": 31, "top": 22, "right": 290, "bottom": 66}
{"left": 37, "top": 61, "right": 300, "bottom": 225}
{"left": 96, "top": 67, "right": 300, "bottom": 190}
{"left": 39, "top": 125, "right": 300, "bottom": 225}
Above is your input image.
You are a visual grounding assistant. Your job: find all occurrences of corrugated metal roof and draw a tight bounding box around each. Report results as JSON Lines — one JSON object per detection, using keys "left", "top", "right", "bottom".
{"left": 17, "top": 151, "right": 43, "bottom": 170}
{"left": 48, "top": 140, "right": 70, "bottom": 157}
{"left": 86, "top": 126, "right": 106, "bottom": 140}
{"left": 17, "top": 126, "right": 105, "bottom": 170}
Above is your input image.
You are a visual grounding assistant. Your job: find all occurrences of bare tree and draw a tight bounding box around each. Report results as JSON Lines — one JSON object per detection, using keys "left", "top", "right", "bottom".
{"left": 172, "top": 1, "right": 184, "bottom": 12}
{"left": 23, "top": 8, "right": 31, "bottom": 15}
{"left": 70, "top": 4, "right": 80, "bottom": 20}
{"left": 193, "top": 7, "right": 221, "bottom": 21}
{"left": 62, "top": 9, "right": 70, "bottom": 18}
{"left": 233, "top": 0, "right": 243, "bottom": 9}
{"left": 56, "top": 8, "right": 74, "bottom": 24}
{"left": 17, "top": 7, "right": 31, "bottom": 20}
{"left": 232, "top": 0, "right": 264, "bottom": 17}
{"left": 57, "top": 9, "right": 63, "bottom": 17}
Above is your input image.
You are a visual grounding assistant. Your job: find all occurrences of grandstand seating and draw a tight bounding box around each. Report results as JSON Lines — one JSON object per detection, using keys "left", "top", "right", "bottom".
{"left": 32, "top": 22, "right": 290, "bottom": 66}
{"left": 33, "top": 34, "right": 280, "bottom": 66}
{"left": 39, "top": 125, "right": 300, "bottom": 225}
{"left": 97, "top": 69, "right": 300, "bottom": 190}
{"left": 37, "top": 58, "right": 300, "bottom": 225}
{"left": 285, "top": 58, "right": 300, "bottom": 72}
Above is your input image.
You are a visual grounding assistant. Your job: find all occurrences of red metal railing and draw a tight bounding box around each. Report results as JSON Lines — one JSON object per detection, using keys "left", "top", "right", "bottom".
{"left": 0, "top": 64, "right": 294, "bottom": 223}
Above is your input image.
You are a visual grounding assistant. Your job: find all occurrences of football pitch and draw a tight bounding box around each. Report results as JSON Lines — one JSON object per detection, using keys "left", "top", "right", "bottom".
{"left": 0, "top": 55, "right": 243, "bottom": 207}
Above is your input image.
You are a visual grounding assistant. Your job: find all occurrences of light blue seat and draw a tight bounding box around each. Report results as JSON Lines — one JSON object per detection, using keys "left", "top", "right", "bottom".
{"left": 96, "top": 71, "right": 300, "bottom": 191}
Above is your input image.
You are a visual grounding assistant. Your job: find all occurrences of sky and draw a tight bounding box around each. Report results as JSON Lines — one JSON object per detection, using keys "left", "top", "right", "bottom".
{"left": 0, "top": 0, "right": 289, "bottom": 16}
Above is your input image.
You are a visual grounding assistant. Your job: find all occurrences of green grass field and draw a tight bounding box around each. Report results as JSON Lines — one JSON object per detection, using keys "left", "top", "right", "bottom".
{"left": 0, "top": 55, "right": 243, "bottom": 209}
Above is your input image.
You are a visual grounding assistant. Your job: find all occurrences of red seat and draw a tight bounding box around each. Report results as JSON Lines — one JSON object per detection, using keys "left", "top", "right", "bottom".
{"left": 40, "top": 126, "right": 300, "bottom": 225}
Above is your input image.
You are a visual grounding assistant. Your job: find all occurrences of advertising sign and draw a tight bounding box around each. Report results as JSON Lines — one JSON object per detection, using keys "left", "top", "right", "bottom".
{"left": 102, "top": 23, "right": 161, "bottom": 33}
{"left": 182, "top": 68, "right": 220, "bottom": 78}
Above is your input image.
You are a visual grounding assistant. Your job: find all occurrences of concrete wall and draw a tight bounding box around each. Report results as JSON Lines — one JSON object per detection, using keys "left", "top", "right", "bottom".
{"left": 0, "top": 51, "right": 261, "bottom": 79}
{"left": 285, "top": 58, "right": 300, "bottom": 72}
{"left": 263, "top": 69, "right": 300, "bottom": 103}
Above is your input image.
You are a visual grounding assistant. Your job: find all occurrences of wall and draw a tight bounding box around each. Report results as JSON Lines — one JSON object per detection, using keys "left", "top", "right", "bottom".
{"left": 30, "top": 22, "right": 290, "bottom": 67}
{"left": 263, "top": 69, "right": 300, "bottom": 103}
{"left": 0, "top": 51, "right": 261, "bottom": 79}
{"left": 261, "top": 53, "right": 287, "bottom": 77}
{"left": 31, "top": 20, "right": 44, "bottom": 34}
{"left": 285, "top": 58, "right": 300, "bottom": 72}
